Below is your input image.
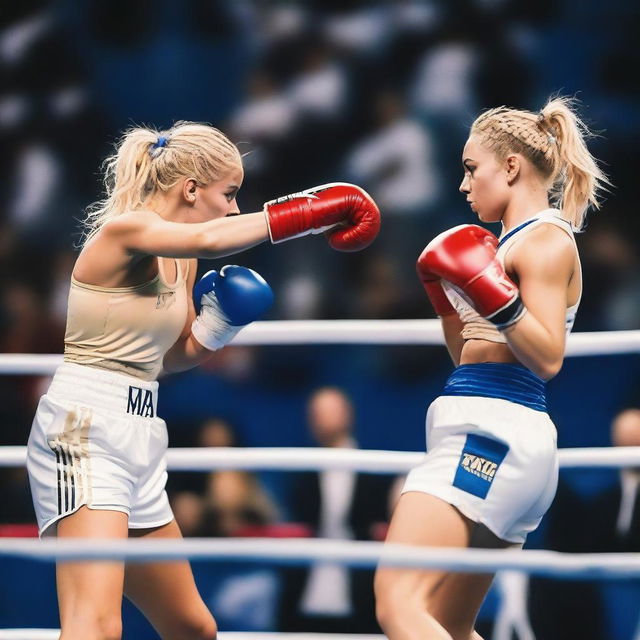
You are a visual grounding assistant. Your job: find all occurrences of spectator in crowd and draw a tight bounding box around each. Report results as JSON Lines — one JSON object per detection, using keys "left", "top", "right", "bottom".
{"left": 170, "top": 417, "right": 279, "bottom": 538}
{"left": 577, "top": 220, "right": 640, "bottom": 331}
{"left": 278, "top": 386, "right": 393, "bottom": 633}
{"left": 591, "top": 409, "right": 640, "bottom": 553}
{"left": 346, "top": 89, "right": 439, "bottom": 218}
{"left": 528, "top": 408, "right": 640, "bottom": 639}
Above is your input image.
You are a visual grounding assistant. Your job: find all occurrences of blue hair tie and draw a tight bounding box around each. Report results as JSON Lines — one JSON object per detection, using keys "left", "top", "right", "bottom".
{"left": 150, "top": 135, "right": 168, "bottom": 157}
{"left": 153, "top": 136, "right": 168, "bottom": 149}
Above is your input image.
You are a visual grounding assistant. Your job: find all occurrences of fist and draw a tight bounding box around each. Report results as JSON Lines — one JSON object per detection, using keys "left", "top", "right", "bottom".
{"left": 417, "top": 225, "right": 524, "bottom": 328}
{"left": 191, "top": 266, "right": 273, "bottom": 351}
{"left": 264, "top": 182, "right": 381, "bottom": 252}
{"left": 193, "top": 265, "right": 274, "bottom": 324}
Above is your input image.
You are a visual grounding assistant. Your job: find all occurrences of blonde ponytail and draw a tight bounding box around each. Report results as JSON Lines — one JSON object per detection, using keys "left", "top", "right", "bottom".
{"left": 82, "top": 122, "right": 242, "bottom": 245}
{"left": 471, "top": 96, "right": 609, "bottom": 229}
{"left": 539, "top": 97, "right": 608, "bottom": 229}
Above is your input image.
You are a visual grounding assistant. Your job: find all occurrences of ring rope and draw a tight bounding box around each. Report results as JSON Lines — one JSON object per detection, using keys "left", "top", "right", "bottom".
{"left": 1, "top": 537, "right": 639, "bottom": 579}
{"left": 0, "top": 633, "right": 384, "bottom": 640}
{"left": 1, "top": 445, "right": 639, "bottom": 471}
{"left": 0, "top": 323, "right": 639, "bottom": 375}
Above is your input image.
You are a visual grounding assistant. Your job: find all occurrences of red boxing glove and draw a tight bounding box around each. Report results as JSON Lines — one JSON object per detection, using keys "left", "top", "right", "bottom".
{"left": 264, "top": 182, "right": 380, "bottom": 252}
{"left": 417, "top": 224, "right": 526, "bottom": 329}
{"left": 416, "top": 270, "right": 457, "bottom": 317}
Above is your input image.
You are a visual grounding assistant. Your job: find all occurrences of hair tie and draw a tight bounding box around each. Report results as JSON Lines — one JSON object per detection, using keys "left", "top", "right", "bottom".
{"left": 536, "top": 113, "right": 556, "bottom": 146}
{"left": 149, "top": 135, "right": 169, "bottom": 158}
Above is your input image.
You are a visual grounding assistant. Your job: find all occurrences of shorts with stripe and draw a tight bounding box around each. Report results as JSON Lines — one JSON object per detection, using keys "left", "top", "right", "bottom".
{"left": 402, "top": 363, "right": 558, "bottom": 544}
{"left": 27, "top": 363, "right": 173, "bottom": 536}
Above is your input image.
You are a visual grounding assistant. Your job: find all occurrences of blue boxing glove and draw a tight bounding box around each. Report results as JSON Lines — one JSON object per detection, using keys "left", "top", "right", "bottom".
{"left": 191, "top": 265, "right": 274, "bottom": 351}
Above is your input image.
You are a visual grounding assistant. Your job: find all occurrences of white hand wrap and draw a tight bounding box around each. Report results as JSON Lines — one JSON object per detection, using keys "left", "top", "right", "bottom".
{"left": 191, "top": 291, "right": 244, "bottom": 351}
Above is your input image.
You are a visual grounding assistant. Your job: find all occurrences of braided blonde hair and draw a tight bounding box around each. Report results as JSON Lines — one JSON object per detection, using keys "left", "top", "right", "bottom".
{"left": 82, "top": 121, "right": 242, "bottom": 245}
{"left": 471, "top": 96, "right": 608, "bottom": 229}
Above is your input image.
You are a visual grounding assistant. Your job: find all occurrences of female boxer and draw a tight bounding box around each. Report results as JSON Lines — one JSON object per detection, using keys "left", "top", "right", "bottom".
{"left": 26, "top": 121, "right": 380, "bottom": 640}
{"left": 375, "top": 97, "right": 607, "bottom": 639}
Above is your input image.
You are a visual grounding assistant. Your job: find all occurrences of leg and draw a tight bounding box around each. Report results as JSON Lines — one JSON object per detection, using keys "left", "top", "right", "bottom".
{"left": 374, "top": 491, "right": 474, "bottom": 640}
{"left": 56, "top": 506, "right": 128, "bottom": 640}
{"left": 124, "top": 519, "right": 217, "bottom": 640}
{"left": 429, "top": 525, "right": 515, "bottom": 640}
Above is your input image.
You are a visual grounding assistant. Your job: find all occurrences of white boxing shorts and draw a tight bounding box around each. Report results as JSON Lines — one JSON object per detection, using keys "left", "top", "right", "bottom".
{"left": 403, "top": 363, "right": 558, "bottom": 544}
{"left": 27, "top": 362, "right": 174, "bottom": 536}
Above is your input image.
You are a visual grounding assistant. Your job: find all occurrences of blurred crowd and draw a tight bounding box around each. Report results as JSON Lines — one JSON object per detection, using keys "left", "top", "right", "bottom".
{"left": 1, "top": 0, "right": 640, "bottom": 637}
{"left": 2, "top": 1, "right": 639, "bottom": 347}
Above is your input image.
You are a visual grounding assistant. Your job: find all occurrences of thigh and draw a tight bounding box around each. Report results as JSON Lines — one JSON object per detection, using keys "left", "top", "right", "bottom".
{"left": 56, "top": 506, "right": 128, "bottom": 630}
{"left": 375, "top": 491, "right": 474, "bottom": 608}
{"left": 124, "top": 519, "right": 215, "bottom": 639}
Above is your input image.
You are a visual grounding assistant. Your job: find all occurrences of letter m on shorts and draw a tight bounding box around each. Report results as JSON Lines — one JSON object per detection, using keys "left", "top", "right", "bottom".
{"left": 127, "top": 386, "right": 155, "bottom": 418}
{"left": 453, "top": 434, "right": 509, "bottom": 499}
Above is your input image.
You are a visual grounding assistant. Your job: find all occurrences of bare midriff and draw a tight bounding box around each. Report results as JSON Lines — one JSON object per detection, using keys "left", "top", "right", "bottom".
{"left": 459, "top": 339, "right": 520, "bottom": 366}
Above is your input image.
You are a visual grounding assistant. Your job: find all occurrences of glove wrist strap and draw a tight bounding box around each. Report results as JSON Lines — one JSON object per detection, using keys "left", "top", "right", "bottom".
{"left": 487, "top": 295, "right": 527, "bottom": 330}
{"left": 191, "top": 297, "right": 244, "bottom": 351}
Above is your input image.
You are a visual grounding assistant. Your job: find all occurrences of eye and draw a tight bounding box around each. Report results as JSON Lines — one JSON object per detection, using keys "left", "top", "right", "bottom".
{"left": 225, "top": 190, "right": 238, "bottom": 202}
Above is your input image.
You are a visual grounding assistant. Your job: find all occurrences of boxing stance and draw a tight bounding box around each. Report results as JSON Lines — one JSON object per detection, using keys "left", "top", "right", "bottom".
{"left": 374, "top": 98, "right": 607, "bottom": 640}
{"left": 26, "top": 122, "right": 380, "bottom": 640}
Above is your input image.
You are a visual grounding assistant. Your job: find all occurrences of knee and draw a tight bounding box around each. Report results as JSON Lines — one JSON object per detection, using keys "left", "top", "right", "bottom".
{"left": 61, "top": 613, "right": 122, "bottom": 640}
{"left": 374, "top": 571, "right": 417, "bottom": 631}
{"left": 374, "top": 569, "right": 445, "bottom": 634}
{"left": 96, "top": 615, "right": 123, "bottom": 640}
{"left": 172, "top": 613, "right": 218, "bottom": 640}
{"left": 196, "top": 617, "right": 218, "bottom": 640}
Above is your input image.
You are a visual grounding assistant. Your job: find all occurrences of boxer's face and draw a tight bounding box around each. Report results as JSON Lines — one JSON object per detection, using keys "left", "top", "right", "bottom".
{"left": 185, "top": 164, "right": 244, "bottom": 222}
{"left": 459, "top": 135, "right": 512, "bottom": 224}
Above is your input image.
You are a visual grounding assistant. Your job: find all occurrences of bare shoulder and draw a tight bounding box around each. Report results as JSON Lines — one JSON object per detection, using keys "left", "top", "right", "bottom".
{"left": 510, "top": 223, "right": 575, "bottom": 277}
{"left": 101, "top": 210, "right": 161, "bottom": 236}
{"left": 98, "top": 210, "right": 170, "bottom": 257}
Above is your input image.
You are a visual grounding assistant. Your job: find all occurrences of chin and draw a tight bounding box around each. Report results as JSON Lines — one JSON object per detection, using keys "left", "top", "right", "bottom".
{"left": 478, "top": 209, "right": 503, "bottom": 225}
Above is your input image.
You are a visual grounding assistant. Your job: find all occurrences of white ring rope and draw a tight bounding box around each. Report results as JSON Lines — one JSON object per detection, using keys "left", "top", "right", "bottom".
{"left": 1, "top": 445, "right": 639, "bottom": 470}
{"left": 0, "top": 633, "right": 383, "bottom": 640}
{"left": 0, "top": 537, "right": 639, "bottom": 579}
{"left": 0, "top": 322, "right": 638, "bottom": 374}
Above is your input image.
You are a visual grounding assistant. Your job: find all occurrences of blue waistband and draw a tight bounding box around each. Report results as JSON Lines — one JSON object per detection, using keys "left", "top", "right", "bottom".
{"left": 441, "top": 363, "right": 547, "bottom": 412}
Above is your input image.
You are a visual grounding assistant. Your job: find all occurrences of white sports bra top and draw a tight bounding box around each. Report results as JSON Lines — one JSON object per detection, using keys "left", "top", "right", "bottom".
{"left": 441, "top": 209, "right": 582, "bottom": 344}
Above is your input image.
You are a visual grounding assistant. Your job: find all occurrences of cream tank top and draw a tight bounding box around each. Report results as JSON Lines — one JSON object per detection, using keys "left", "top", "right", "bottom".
{"left": 441, "top": 209, "right": 582, "bottom": 344}
{"left": 64, "top": 259, "right": 189, "bottom": 381}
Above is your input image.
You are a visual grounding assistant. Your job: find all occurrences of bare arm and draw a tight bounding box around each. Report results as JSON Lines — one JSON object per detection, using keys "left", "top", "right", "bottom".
{"left": 162, "top": 259, "right": 217, "bottom": 373}
{"left": 105, "top": 210, "right": 269, "bottom": 259}
{"left": 502, "top": 226, "right": 575, "bottom": 380}
{"left": 440, "top": 313, "right": 465, "bottom": 366}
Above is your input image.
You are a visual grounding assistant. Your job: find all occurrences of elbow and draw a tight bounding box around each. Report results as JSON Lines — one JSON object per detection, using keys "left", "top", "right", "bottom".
{"left": 534, "top": 357, "right": 563, "bottom": 381}
{"left": 161, "top": 351, "right": 177, "bottom": 374}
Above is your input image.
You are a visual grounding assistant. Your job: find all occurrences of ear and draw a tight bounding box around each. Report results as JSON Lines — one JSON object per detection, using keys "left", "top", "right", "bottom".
{"left": 183, "top": 178, "right": 198, "bottom": 204}
{"left": 505, "top": 154, "right": 521, "bottom": 185}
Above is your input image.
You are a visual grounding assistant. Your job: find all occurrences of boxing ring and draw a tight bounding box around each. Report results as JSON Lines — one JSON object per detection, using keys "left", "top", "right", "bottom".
{"left": 1, "top": 320, "right": 639, "bottom": 640}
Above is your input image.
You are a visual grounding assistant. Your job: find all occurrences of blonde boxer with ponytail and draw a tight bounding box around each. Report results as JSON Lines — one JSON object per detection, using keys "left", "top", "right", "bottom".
{"left": 26, "top": 119, "right": 380, "bottom": 640}
{"left": 375, "top": 97, "right": 608, "bottom": 640}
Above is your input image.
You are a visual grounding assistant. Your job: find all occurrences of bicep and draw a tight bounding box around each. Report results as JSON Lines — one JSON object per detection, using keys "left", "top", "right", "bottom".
{"left": 107, "top": 214, "right": 211, "bottom": 258}
{"left": 105, "top": 211, "right": 268, "bottom": 259}
{"left": 511, "top": 232, "right": 574, "bottom": 343}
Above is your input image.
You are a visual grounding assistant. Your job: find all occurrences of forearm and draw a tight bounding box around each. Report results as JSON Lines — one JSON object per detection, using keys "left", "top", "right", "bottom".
{"left": 162, "top": 333, "right": 216, "bottom": 374}
{"left": 198, "top": 212, "right": 269, "bottom": 259}
{"left": 502, "top": 312, "right": 565, "bottom": 380}
{"left": 441, "top": 313, "right": 464, "bottom": 366}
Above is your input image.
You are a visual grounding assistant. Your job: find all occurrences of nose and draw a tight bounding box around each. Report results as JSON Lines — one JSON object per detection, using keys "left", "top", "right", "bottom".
{"left": 459, "top": 175, "right": 470, "bottom": 194}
